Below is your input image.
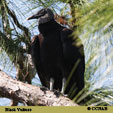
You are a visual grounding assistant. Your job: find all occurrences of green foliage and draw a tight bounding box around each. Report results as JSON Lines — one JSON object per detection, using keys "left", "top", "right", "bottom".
{"left": 76, "top": 0, "right": 113, "bottom": 35}
{"left": 71, "top": 0, "right": 113, "bottom": 106}
{"left": 0, "top": 0, "right": 31, "bottom": 65}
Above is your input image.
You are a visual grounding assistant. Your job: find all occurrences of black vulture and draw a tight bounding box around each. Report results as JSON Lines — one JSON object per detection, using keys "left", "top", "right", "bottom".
{"left": 28, "top": 8, "right": 85, "bottom": 98}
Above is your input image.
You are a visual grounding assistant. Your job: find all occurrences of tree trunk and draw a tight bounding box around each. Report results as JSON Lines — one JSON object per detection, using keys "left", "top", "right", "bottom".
{"left": 0, "top": 70, "right": 78, "bottom": 106}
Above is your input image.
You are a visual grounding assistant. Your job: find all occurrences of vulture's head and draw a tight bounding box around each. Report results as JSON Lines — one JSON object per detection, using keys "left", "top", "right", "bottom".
{"left": 27, "top": 8, "right": 54, "bottom": 24}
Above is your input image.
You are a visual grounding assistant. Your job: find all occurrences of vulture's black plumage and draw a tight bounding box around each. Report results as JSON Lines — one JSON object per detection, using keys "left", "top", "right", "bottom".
{"left": 28, "top": 8, "right": 85, "bottom": 98}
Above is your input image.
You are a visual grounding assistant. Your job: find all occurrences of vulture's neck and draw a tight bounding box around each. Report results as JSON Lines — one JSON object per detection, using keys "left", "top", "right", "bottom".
{"left": 38, "top": 19, "right": 62, "bottom": 36}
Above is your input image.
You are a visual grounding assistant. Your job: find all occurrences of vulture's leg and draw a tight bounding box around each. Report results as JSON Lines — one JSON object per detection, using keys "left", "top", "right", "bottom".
{"left": 61, "top": 77, "right": 66, "bottom": 94}
{"left": 50, "top": 78, "right": 54, "bottom": 90}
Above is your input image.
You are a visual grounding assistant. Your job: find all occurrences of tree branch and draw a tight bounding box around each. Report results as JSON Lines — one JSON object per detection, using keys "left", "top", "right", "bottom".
{"left": 0, "top": 30, "right": 36, "bottom": 84}
{"left": 2, "top": 0, "right": 31, "bottom": 44}
{"left": 0, "top": 70, "right": 78, "bottom": 106}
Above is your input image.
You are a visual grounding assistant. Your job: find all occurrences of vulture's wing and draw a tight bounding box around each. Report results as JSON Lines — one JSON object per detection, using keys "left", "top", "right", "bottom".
{"left": 31, "top": 35, "right": 49, "bottom": 87}
{"left": 60, "top": 28, "right": 85, "bottom": 62}
{"left": 60, "top": 28, "right": 85, "bottom": 97}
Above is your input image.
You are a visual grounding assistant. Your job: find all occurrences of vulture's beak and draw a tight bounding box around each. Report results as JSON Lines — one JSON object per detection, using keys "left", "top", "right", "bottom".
{"left": 27, "top": 13, "right": 44, "bottom": 20}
